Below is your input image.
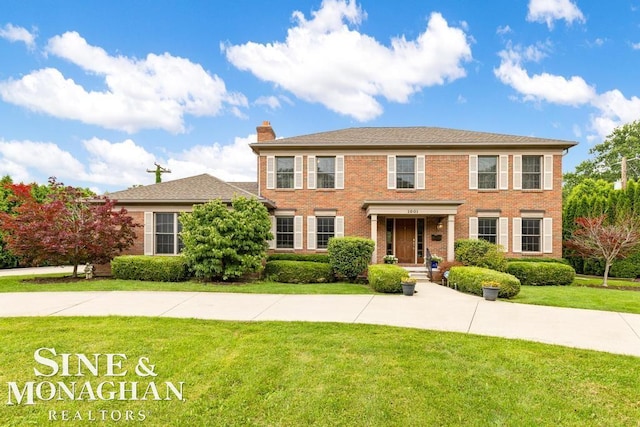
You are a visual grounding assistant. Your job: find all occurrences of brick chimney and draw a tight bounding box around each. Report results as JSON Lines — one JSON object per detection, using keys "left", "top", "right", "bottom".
{"left": 256, "top": 121, "right": 276, "bottom": 142}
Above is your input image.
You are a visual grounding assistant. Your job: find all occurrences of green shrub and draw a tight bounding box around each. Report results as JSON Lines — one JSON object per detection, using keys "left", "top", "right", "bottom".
{"left": 368, "top": 264, "right": 408, "bottom": 293}
{"left": 328, "top": 237, "right": 375, "bottom": 282}
{"left": 112, "top": 256, "right": 190, "bottom": 282}
{"left": 447, "top": 266, "right": 520, "bottom": 298}
{"left": 610, "top": 250, "right": 640, "bottom": 278}
{"left": 264, "top": 260, "right": 334, "bottom": 284}
{"left": 267, "top": 253, "right": 330, "bottom": 263}
{"left": 454, "top": 239, "right": 507, "bottom": 272}
{"left": 507, "top": 262, "right": 575, "bottom": 286}
{"left": 506, "top": 257, "right": 569, "bottom": 264}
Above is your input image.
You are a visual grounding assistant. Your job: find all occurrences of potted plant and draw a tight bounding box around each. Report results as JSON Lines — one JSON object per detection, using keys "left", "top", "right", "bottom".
{"left": 401, "top": 276, "right": 417, "bottom": 296}
{"left": 481, "top": 280, "right": 501, "bottom": 301}
{"left": 429, "top": 254, "right": 443, "bottom": 269}
{"left": 383, "top": 254, "right": 398, "bottom": 264}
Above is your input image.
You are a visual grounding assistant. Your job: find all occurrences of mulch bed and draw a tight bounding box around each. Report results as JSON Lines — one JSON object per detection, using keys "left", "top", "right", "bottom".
{"left": 580, "top": 284, "right": 640, "bottom": 291}
{"left": 22, "top": 276, "right": 110, "bottom": 284}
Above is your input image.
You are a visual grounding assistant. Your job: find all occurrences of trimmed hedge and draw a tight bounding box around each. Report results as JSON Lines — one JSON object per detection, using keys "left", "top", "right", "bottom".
{"left": 610, "top": 250, "right": 640, "bottom": 278}
{"left": 507, "top": 262, "right": 575, "bottom": 286}
{"left": 368, "top": 264, "right": 407, "bottom": 293}
{"left": 506, "top": 257, "right": 570, "bottom": 265}
{"left": 454, "top": 239, "right": 507, "bottom": 272}
{"left": 264, "top": 260, "right": 334, "bottom": 283}
{"left": 447, "top": 266, "right": 520, "bottom": 298}
{"left": 267, "top": 253, "right": 330, "bottom": 263}
{"left": 112, "top": 255, "right": 190, "bottom": 282}
{"left": 328, "top": 237, "right": 375, "bottom": 282}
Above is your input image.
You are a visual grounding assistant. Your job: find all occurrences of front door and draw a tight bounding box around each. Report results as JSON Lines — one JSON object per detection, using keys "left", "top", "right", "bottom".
{"left": 395, "top": 219, "right": 415, "bottom": 264}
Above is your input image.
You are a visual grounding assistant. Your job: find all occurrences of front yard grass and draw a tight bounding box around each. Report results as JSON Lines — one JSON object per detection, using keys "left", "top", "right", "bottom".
{"left": 0, "top": 274, "right": 375, "bottom": 294}
{"left": 1, "top": 317, "right": 639, "bottom": 426}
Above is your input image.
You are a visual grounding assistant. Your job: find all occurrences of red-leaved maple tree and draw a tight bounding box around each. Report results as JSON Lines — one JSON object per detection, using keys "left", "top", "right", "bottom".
{"left": 565, "top": 214, "right": 640, "bottom": 286}
{"left": 0, "top": 179, "right": 139, "bottom": 277}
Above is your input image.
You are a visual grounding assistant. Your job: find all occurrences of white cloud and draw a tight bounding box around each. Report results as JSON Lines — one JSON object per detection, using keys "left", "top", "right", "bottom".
{"left": 631, "top": 42, "right": 640, "bottom": 50}
{"left": 0, "top": 23, "right": 36, "bottom": 49}
{"left": 254, "top": 96, "right": 281, "bottom": 109}
{"left": 495, "top": 43, "right": 640, "bottom": 140}
{"left": 496, "top": 25, "right": 512, "bottom": 35}
{"left": 0, "top": 140, "right": 85, "bottom": 183}
{"left": 223, "top": 0, "right": 472, "bottom": 121}
{"left": 0, "top": 31, "right": 247, "bottom": 133}
{"left": 527, "top": 0, "right": 586, "bottom": 29}
{"left": 494, "top": 44, "right": 595, "bottom": 106}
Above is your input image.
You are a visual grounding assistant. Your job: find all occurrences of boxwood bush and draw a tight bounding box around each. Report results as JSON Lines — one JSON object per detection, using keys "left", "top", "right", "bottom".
{"left": 507, "top": 262, "right": 575, "bottom": 286}
{"left": 447, "top": 266, "right": 520, "bottom": 298}
{"left": 367, "top": 264, "right": 408, "bottom": 293}
{"left": 112, "top": 255, "right": 190, "bottom": 282}
{"left": 264, "top": 260, "right": 334, "bottom": 283}
{"left": 267, "top": 253, "right": 330, "bottom": 263}
{"left": 454, "top": 239, "right": 507, "bottom": 272}
{"left": 328, "top": 237, "right": 375, "bottom": 282}
{"left": 506, "top": 257, "right": 569, "bottom": 264}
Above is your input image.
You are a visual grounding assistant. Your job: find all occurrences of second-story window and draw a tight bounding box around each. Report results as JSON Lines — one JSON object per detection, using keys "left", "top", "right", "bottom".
{"left": 522, "top": 156, "right": 541, "bottom": 189}
{"left": 478, "top": 156, "right": 497, "bottom": 189}
{"left": 276, "top": 157, "right": 294, "bottom": 189}
{"left": 396, "top": 156, "right": 415, "bottom": 189}
{"left": 317, "top": 157, "right": 335, "bottom": 189}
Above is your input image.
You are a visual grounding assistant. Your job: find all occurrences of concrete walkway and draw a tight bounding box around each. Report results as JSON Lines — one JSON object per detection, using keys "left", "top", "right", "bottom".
{"left": 2, "top": 281, "right": 640, "bottom": 357}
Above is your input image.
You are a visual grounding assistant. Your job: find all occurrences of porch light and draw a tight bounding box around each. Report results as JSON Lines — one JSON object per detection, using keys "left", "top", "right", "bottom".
{"left": 437, "top": 219, "right": 444, "bottom": 230}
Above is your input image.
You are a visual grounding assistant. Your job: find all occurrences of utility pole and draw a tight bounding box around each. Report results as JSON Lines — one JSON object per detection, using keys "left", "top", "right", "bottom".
{"left": 146, "top": 163, "right": 171, "bottom": 183}
{"left": 621, "top": 156, "right": 627, "bottom": 190}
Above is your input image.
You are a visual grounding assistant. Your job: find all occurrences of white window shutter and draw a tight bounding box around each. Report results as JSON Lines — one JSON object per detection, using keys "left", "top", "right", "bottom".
{"left": 294, "top": 155, "right": 303, "bottom": 189}
{"left": 469, "top": 217, "right": 478, "bottom": 239}
{"left": 512, "top": 218, "right": 522, "bottom": 253}
{"left": 307, "top": 156, "right": 316, "bottom": 190}
{"left": 416, "top": 155, "right": 425, "bottom": 190}
{"left": 307, "top": 216, "right": 317, "bottom": 250}
{"left": 336, "top": 156, "right": 344, "bottom": 189}
{"left": 294, "top": 216, "right": 303, "bottom": 249}
{"left": 387, "top": 155, "right": 396, "bottom": 189}
{"left": 144, "top": 212, "right": 154, "bottom": 255}
{"left": 513, "top": 155, "right": 522, "bottom": 190}
{"left": 336, "top": 216, "right": 344, "bottom": 238}
{"left": 469, "top": 155, "right": 478, "bottom": 190}
{"left": 499, "top": 217, "right": 509, "bottom": 252}
{"left": 499, "top": 155, "right": 509, "bottom": 190}
{"left": 268, "top": 216, "right": 276, "bottom": 249}
{"left": 544, "top": 155, "right": 553, "bottom": 190}
{"left": 543, "top": 218, "right": 553, "bottom": 253}
{"left": 266, "top": 156, "right": 275, "bottom": 190}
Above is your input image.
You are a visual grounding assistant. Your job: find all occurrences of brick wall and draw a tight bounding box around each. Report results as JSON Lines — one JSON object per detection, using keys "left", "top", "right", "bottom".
{"left": 260, "top": 152, "right": 564, "bottom": 262}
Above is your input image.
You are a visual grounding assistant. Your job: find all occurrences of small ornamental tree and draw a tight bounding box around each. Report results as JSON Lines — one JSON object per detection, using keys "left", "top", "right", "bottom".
{"left": 179, "top": 197, "right": 272, "bottom": 281}
{"left": 0, "top": 178, "right": 139, "bottom": 277}
{"left": 565, "top": 214, "right": 640, "bottom": 286}
{"left": 328, "top": 237, "right": 375, "bottom": 282}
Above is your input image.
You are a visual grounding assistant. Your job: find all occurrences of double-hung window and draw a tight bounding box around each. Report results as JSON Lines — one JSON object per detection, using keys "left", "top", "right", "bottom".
{"left": 522, "top": 156, "right": 542, "bottom": 189}
{"left": 276, "top": 157, "right": 294, "bottom": 189}
{"left": 276, "top": 217, "right": 294, "bottom": 249}
{"left": 396, "top": 156, "right": 416, "bottom": 189}
{"left": 478, "top": 218, "right": 497, "bottom": 244}
{"left": 521, "top": 218, "right": 541, "bottom": 252}
{"left": 478, "top": 156, "right": 498, "bottom": 189}
{"left": 316, "top": 217, "right": 335, "bottom": 249}
{"left": 316, "top": 157, "right": 335, "bottom": 189}
{"left": 155, "top": 213, "right": 183, "bottom": 255}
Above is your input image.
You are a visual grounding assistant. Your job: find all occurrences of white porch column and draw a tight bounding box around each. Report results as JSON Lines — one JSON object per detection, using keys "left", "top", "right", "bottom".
{"left": 447, "top": 214, "right": 455, "bottom": 261}
{"left": 371, "top": 214, "right": 378, "bottom": 263}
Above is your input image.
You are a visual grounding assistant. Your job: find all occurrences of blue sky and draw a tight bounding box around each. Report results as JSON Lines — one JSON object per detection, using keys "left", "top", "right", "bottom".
{"left": 1, "top": 0, "right": 639, "bottom": 193}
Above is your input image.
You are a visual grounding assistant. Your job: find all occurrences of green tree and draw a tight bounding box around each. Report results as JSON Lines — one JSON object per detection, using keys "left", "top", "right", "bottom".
{"left": 564, "top": 120, "right": 640, "bottom": 192}
{"left": 179, "top": 197, "right": 272, "bottom": 281}
{"left": 327, "top": 237, "right": 375, "bottom": 282}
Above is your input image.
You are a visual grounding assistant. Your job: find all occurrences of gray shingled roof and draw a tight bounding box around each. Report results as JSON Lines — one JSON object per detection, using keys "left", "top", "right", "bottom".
{"left": 251, "top": 126, "right": 577, "bottom": 150}
{"left": 106, "top": 174, "right": 267, "bottom": 205}
{"left": 228, "top": 182, "right": 259, "bottom": 195}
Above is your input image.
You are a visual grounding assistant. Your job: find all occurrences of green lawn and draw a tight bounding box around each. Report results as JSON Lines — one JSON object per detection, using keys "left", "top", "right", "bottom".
{"left": 1, "top": 317, "right": 639, "bottom": 426}
{"left": 0, "top": 275, "right": 374, "bottom": 294}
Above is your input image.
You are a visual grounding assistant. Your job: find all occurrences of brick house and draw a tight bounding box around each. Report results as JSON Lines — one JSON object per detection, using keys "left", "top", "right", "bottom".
{"left": 112, "top": 122, "right": 576, "bottom": 264}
